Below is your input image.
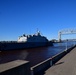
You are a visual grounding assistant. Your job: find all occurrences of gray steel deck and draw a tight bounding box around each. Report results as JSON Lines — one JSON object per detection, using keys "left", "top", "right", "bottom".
{"left": 45, "top": 47, "right": 76, "bottom": 75}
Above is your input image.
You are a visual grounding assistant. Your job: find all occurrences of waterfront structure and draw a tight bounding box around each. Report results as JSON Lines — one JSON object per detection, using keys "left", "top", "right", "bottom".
{"left": 58, "top": 29, "right": 76, "bottom": 42}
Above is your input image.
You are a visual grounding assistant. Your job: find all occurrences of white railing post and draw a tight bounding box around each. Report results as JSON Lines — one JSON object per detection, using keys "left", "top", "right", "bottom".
{"left": 73, "top": 41, "right": 75, "bottom": 46}
{"left": 65, "top": 40, "right": 68, "bottom": 51}
{"left": 31, "top": 68, "right": 34, "bottom": 75}
{"left": 50, "top": 59, "right": 52, "bottom": 66}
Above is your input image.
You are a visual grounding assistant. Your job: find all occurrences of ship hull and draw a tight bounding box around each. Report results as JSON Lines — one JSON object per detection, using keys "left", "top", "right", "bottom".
{"left": 0, "top": 42, "right": 53, "bottom": 50}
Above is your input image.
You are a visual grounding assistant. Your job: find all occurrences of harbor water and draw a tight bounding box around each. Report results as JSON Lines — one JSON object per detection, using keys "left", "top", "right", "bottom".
{"left": 0, "top": 41, "right": 75, "bottom": 67}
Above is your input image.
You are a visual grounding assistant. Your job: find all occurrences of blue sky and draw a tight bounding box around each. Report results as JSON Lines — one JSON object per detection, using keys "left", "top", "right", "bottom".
{"left": 0, "top": 0, "right": 76, "bottom": 41}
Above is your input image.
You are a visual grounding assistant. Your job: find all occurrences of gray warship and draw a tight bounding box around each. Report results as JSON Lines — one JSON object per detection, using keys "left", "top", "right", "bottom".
{"left": 0, "top": 31, "right": 53, "bottom": 50}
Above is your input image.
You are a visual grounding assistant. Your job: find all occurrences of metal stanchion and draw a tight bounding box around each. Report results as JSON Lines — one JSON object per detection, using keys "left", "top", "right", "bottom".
{"left": 65, "top": 40, "right": 68, "bottom": 52}
{"left": 50, "top": 59, "right": 52, "bottom": 66}
{"left": 31, "top": 68, "right": 34, "bottom": 75}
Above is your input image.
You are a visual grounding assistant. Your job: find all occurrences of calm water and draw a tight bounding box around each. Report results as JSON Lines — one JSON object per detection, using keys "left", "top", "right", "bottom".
{"left": 0, "top": 41, "right": 75, "bottom": 67}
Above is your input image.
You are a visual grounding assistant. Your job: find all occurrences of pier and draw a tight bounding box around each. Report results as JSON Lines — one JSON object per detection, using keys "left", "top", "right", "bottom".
{"left": 0, "top": 45, "right": 75, "bottom": 75}
{"left": 45, "top": 46, "right": 76, "bottom": 75}
{"left": 0, "top": 42, "right": 76, "bottom": 75}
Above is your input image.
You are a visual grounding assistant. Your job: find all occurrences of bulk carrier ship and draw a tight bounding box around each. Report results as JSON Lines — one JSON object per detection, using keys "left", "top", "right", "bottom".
{"left": 0, "top": 31, "right": 53, "bottom": 50}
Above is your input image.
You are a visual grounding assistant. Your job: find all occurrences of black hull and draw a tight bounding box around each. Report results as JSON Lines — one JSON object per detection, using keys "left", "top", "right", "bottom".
{"left": 0, "top": 42, "right": 53, "bottom": 51}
